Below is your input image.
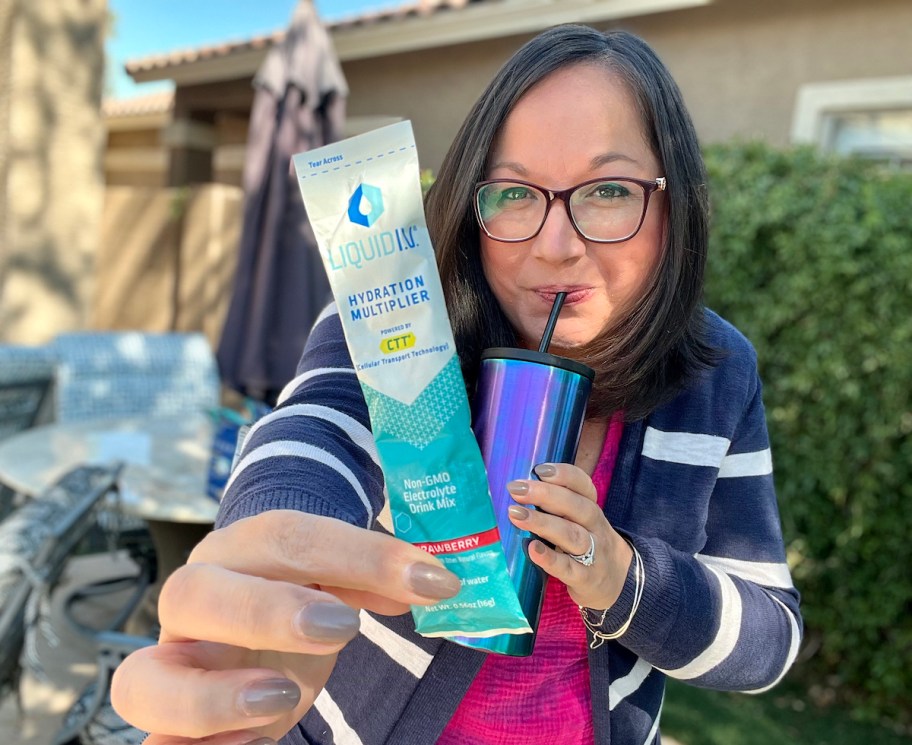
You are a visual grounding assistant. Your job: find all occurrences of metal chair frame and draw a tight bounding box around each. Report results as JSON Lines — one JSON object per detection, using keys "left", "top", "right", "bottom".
{"left": 52, "top": 631, "right": 152, "bottom": 745}
{"left": 0, "top": 466, "right": 122, "bottom": 707}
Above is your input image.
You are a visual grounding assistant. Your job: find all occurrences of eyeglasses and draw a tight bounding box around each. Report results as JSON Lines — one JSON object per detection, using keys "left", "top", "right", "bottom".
{"left": 474, "top": 176, "right": 667, "bottom": 244}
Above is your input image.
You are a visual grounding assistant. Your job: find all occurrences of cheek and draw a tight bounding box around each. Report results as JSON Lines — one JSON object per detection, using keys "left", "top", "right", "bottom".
{"left": 480, "top": 238, "right": 518, "bottom": 304}
{"left": 600, "top": 242, "right": 660, "bottom": 291}
{"left": 622, "top": 215, "right": 665, "bottom": 293}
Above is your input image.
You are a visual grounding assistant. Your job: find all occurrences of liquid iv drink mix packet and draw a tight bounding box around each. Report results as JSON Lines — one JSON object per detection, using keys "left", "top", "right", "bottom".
{"left": 292, "top": 121, "right": 530, "bottom": 639}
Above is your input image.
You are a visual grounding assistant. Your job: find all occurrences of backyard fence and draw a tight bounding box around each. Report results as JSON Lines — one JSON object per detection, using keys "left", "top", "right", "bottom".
{"left": 94, "top": 184, "right": 243, "bottom": 348}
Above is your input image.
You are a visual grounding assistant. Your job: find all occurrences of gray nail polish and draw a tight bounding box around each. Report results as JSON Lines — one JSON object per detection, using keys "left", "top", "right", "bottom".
{"left": 407, "top": 563, "right": 462, "bottom": 598}
{"left": 508, "top": 505, "right": 530, "bottom": 520}
{"left": 295, "top": 602, "right": 361, "bottom": 642}
{"left": 239, "top": 678, "right": 301, "bottom": 717}
{"left": 534, "top": 463, "right": 556, "bottom": 477}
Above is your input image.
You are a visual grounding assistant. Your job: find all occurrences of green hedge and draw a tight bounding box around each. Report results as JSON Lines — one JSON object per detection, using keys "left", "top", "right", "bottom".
{"left": 703, "top": 142, "right": 912, "bottom": 723}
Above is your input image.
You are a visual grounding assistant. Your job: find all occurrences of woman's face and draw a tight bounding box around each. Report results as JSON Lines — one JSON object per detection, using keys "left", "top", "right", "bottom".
{"left": 480, "top": 64, "right": 666, "bottom": 349}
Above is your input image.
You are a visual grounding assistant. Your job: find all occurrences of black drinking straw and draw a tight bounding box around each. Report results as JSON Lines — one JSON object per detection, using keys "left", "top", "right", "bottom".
{"left": 538, "top": 292, "right": 567, "bottom": 353}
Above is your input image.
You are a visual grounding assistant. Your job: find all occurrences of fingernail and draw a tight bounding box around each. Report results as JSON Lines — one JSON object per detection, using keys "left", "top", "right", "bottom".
{"left": 295, "top": 602, "right": 360, "bottom": 643}
{"left": 532, "top": 540, "right": 547, "bottom": 555}
{"left": 507, "top": 480, "right": 529, "bottom": 496}
{"left": 508, "top": 505, "right": 529, "bottom": 521}
{"left": 406, "top": 563, "right": 462, "bottom": 599}
{"left": 534, "top": 463, "right": 556, "bottom": 478}
{"left": 239, "top": 678, "right": 301, "bottom": 717}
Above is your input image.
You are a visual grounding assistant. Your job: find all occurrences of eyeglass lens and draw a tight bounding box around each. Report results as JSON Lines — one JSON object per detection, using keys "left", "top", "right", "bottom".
{"left": 477, "top": 180, "right": 648, "bottom": 242}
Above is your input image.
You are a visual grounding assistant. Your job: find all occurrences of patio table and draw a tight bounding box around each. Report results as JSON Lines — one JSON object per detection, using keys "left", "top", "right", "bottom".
{"left": 0, "top": 414, "right": 220, "bottom": 634}
{"left": 0, "top": 414, "right": 218, "bottom": 521}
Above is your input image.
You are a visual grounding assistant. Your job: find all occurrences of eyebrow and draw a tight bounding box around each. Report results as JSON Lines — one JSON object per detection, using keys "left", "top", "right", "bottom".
{"left": 591, "top": 152, "right": 641, "bottom": 169}
{"left": 489, "top": 152, "right": 641, "bottom": 176}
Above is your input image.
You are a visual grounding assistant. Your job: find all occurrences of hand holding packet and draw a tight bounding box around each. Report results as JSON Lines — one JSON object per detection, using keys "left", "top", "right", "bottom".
{"left": 292, "top": 121, "right": 530, "bottom": 639}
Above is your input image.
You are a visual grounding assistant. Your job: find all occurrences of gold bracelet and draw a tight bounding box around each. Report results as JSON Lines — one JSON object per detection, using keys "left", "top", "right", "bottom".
{"left": 578, "top": 540, "right": 644, "bottom": 649}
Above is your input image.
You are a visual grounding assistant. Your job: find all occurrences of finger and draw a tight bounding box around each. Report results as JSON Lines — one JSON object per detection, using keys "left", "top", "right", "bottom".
{"left": 143, "top": 730, "right": 274, "bottom": 745}
{"left": 188, "top": 512, "right": 462, "bottom": 605}
{"left": 525, "top": 534, "right": 633, "bottom": 611}
{"left": 112, "top": 643, "right": 326, "bottom": 738}
{"left": 524, "top": 537, "right": 593, "bottom": 586}
{"left": 319, "top": 586, "right": 411, "bottom": 616}
{"left": 534, "top": 462, "right": 598, "bottom": 502}
{"left": 506, "top": 477, "right": 601, "bottom": 528}
{"left": 158, "top": 564, "right": 360, "bottom": 651}
{"left": 507, "top": 503, "right": 594, "bottom": 558}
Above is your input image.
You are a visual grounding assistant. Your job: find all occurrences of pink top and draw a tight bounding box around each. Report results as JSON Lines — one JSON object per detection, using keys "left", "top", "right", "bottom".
{"left": 438, "top": 416, "right": 625, "bottom": 744}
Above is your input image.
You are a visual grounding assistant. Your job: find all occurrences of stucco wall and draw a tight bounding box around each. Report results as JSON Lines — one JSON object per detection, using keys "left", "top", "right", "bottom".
{"left": 622, "top": 0, "right": 912, "bottom": 146}
{"left": 341, "top": 0, "right": 912, "bottom": 172}
{"left": 0, "top": 0, "right": 107, "bottom": 343}
{"left": 343, "top": 35, "right": 520, "bottom": 172}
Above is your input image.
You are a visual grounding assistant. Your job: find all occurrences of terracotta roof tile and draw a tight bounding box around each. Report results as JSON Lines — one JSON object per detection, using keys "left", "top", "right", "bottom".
{"left": 124, "top": 0, "right": 481, "bottom": 75}
{"left": 125, "top": 31, "right": 286, "bottom": 74}
{"left": 102, "top": 90, "right": 175, "bottom": 117}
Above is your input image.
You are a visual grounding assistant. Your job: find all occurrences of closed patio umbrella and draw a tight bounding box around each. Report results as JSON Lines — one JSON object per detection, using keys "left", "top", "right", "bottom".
{"left": 217, "top": 0, "right": 347, "bottom": 404}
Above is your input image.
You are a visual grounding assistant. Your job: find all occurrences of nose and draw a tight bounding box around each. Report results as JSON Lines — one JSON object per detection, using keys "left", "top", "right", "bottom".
{"left": 529, "top": 198, "right": 587, "bottom": 263}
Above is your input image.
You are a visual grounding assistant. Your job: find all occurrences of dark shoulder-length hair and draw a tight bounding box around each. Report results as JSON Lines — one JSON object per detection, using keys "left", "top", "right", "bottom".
{"left": 426, "top": 24, "right": 716, "bottom": 421}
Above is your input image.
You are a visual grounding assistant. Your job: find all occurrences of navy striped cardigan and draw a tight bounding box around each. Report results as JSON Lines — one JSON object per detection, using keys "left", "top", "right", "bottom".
{"left": 217, "top": 304, "right": 802, "bottom": 745}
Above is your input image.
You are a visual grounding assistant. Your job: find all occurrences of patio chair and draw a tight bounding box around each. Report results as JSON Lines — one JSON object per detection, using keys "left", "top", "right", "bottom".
{"left": 51, "top": 331, "right": 220, "bottom": 423}
{"left": 0, "top": 343, "right": 56, "bottom": 437}
{"left": 0, "top": 464, "right": 122, "bottom": 710}
{"left": 0, "top": 344, "right": 56, "bottom": 520}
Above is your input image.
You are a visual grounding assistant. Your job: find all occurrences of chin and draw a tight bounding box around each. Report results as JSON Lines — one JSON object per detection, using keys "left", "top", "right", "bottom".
{"left": 557, "top": 326, "right": 601, "bottom": 348}
{"left": 546, "top": 336, "right": 597, "bottom": 356}
{"left": 546, "top": 321, "right": 607, "bottom": 352}
{"left": 519, "top": 321, "right": 602, "bottom": 352}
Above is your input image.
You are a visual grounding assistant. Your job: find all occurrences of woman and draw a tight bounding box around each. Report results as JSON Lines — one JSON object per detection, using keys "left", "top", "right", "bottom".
{"left": 113, "top": 25, "right": 802, "bottom": 745}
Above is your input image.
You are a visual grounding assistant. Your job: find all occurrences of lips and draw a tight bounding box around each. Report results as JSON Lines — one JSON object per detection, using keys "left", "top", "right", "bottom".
{"left": 534, "top": 286, "right": 592, "bottom": 305}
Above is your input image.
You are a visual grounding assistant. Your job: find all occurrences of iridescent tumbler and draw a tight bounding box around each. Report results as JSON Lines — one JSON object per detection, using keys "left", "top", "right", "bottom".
{"left": 454, "top": 347, "right": 593, "bottom": 656}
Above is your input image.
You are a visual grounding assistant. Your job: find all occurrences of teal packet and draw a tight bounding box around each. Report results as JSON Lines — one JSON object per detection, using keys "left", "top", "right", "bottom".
{"left": 293, "top": 121, "right": 531, "bottom": 639}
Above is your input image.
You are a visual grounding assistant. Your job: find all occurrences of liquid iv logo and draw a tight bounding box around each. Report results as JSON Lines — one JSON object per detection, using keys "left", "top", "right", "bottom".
{"left": 347, "top": 183, "right": 384, "bottom": 227}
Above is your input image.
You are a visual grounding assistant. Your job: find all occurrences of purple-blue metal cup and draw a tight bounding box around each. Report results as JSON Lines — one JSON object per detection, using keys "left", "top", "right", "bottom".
{"left": 453, "top": 347, "right": 593, "bottom": 656}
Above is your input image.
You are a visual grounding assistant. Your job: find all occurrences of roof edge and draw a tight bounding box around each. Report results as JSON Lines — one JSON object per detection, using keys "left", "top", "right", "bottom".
{"left": 125, "top": 0, "right": 712, "bottom": 87}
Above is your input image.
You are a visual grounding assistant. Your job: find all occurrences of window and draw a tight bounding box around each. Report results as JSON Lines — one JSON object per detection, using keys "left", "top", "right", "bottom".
{"left": 822, "top": 109, "right": 912, "bottom": 167}
{"left": 791, "top": 76, "right": 912, "bottom": 169}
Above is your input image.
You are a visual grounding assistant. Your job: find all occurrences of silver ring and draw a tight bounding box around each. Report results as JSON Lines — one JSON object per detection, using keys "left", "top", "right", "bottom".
{"left": 568, "top": 532, "right": 595, "bottom": 566}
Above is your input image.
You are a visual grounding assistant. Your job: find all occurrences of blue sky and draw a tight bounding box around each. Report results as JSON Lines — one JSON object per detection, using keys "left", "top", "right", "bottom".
{"left": 106, "top": 0, "right": 397, "bottom": 99}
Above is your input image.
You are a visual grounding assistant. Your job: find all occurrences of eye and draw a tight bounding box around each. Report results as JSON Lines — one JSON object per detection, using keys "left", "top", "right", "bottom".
{"left": 478, "top": 183, "right": 539, "bottom": 219}
{"left": 592, "top": 181, "right": 632, "bottom": 199}
{"left": 499, "top": 185, "right": 535, "bottom": 202}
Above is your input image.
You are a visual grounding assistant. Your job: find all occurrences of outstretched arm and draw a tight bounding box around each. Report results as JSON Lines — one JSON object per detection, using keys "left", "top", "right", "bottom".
{"left": 219, "top": 303, "right": 384, "bottom": 530}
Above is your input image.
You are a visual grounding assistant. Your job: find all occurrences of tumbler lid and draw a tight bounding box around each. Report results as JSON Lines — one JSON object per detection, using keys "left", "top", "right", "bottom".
{"left": 481, "top": 347, "right": 595, "bottom": 381}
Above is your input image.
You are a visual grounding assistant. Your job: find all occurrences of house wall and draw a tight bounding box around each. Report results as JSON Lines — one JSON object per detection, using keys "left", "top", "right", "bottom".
{"left": 342, "top": 36, "right": 517, "bottom": 172}
{"left": 0, "top": 0, "right": 107, "bottom": 343}
{"left": 105, "top": 119, "right": 247, "bottom": 189}
{"left": 624, "top": 0, "right": 912, "bottom": 147}
{"left": 106, "top": 129, "right": 169, "bottom": 187}
{"left": 212, "top": 113, "right": 248, "bottom": 187}
{"left": 340, "top": 0, "right": 912, "bottom": 172}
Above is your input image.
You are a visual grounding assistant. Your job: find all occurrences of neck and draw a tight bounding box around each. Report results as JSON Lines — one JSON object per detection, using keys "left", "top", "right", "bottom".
{"left": 575, "top": 418, "right": 609, "bottom": 476}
